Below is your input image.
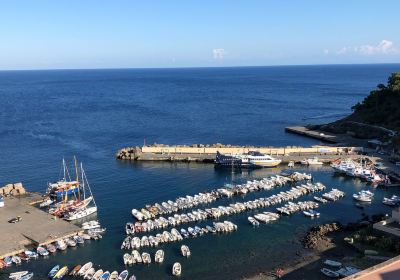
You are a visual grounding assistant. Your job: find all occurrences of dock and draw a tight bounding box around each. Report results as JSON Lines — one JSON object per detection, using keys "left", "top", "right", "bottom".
{"left": 0, "top": 192, "right": 82, "bottom": 258}
{"left": 116, "top": 144, "right": 365, "bottom": 163}
{"left": 285, "top": 126, "right": 339, "bottom": 143}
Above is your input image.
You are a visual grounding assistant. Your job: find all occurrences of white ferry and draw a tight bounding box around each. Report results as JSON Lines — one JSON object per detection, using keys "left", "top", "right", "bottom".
{"left": 216, "top": 151, "right": 281, "bottom": 168}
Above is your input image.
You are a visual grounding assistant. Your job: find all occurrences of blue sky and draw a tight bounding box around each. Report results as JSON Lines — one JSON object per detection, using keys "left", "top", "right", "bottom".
{"left": 0, "top": 0, "right": 399, "bottom": 70}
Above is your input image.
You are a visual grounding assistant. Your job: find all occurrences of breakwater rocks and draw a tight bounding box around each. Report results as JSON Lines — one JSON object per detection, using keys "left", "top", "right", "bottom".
{"left": 116, "top": 146, "right": 142, "bottom": 160}
{"left": 301, "top": 223, "right": 342, "bottom": 249}
{"left": 1, "top": 182, "right": 26, "bottom": 196}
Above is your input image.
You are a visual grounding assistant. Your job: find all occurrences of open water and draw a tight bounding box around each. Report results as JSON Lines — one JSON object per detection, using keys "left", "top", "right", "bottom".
{"left": 0, "top": 64, "right": 400, "bottom": 279}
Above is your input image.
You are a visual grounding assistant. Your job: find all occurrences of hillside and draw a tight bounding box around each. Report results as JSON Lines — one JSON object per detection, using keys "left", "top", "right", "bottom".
{"left": 312, "top": 72, "right": 400, "bottom": 140}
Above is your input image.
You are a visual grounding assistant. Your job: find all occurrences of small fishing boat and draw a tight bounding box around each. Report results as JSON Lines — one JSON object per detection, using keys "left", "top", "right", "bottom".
{"left": 37, "top": 246, "right": 49, "bottom": 256}
{"left": 123, "top": 253, "right": 131, "bottom": 265}
{"left": 172, "top": 262, "right": 182, "bottom": 276}
{"left": 55, "top": 240, "right": 67, "bottom": 251}
{"left": 181, "top": 245, "right": 191, "bottom": 257}
{"left": 248, "top": 216, "right": 260, "bottom": 226}
{"left": 9, "top": 271, "right": 28, "bottom": 279}
{"left": 324, "top": 260, "right": 342, "bottom": 267}
{"left": 100, "top": 271, "right": 110, "bottom": 280}
{"left": 46, "top": 243, "right": 57, "bottom": 253}
{"left": 92, "top": 269, "right": 104, "bottom": 280}
{"left": 53, "top": 266, "right": 68, "bottom": 280}
{"left": 142, "top": 252, "right": 151, "bottom": 264}
{"left": 74, "top": 235, "right": 85, "bottom": 244}
{"left": 69, "top": 264, "right": 81, "bottom": 276}
{"left": 154, "top": 249, "right": 164, "bottom": 263}
{"left": 128, "top": 275, "right": 136, "bottom": 280}
{"left": 48, "top": 265, "right": 60, "bottom": 278}
{"left": 19, "top": 273, "right": 34, "bottom": 280}
{"left": 336, "top": 266, "right": 361, "bottom": 277}
{"left": 118, "top": 270, "right": 129, "bottom": 280}
{"left": 24, "top": 251, "right": 38, "bottom": 259}
{"left": 301, "top": 157, "right": 323, "bottom": 165}
{"left": 303, "top": 209, "right": 320, "bottom": 218}
{"left": 40, "top": 198, "right": 54, "bottom": 208}
{"left": 11, "top": 256, "right": 21, "bottom": 264}
{"left": 66, "top": 238, "right": 77, "bottom": 247}
{"left": 83, "top": 268, "right": 95, "bottom": 280}
{"left": 4, "top": 256, "right": 13, "bottom": 266}
{"left": 77, "top": 262, "right": 93, "bottom": 276}
{"left": 320, "top": 268, "right": 339, "bottom": 278}
{"left": 109, "top": 271, "right": 119, "bottom": 280}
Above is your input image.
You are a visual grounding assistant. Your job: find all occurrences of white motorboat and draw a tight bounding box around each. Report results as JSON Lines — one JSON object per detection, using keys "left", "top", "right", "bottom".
{"left": 78, "top": 262, "right": 93, "bottom": 276}
{"left": 92, "top": 269, "right": 103, "bottom": 280}
{"left": 39, "top": 198, "right": 54, "bottom": 208}
{"left": 55, "top": 240, "right": 67, "bottom": 250}
{"left": 172, "top": 262, "right": 182, "bottom": 276}
{"left": 248, "top": 216, "right": 260, "bottom": 226}
{"left": 321, "top": 268, "right": 340, "bottom": 278}
{"left": 154, "top": 249, "right": 164, "bottom": 263}
{"left": 301, "top": 157, "right": 323, "bottom": 165}
{"left": 66, "top": 206, "right": 97, "bottom": 221}
{"left": 83, "top": 268, "right": 96, "bottom": 280}
{"left": 142, "top": 252, "right": 151, "bottom": 264}
{"left": 181, "top": 245, "right": 191, "bottom": 257}
{"left": 303, "top": 209, "right": 320, "bottom": 217}
{"left": 9, "top": 271, "right": 29, "bottom": 279}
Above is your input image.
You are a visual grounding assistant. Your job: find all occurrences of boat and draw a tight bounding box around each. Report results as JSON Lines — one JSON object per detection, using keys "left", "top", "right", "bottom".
{"left": 48, "top": 265, "right": 60, "bottom": 278}
{"left": 154, "top": 250, "right": 164, "bottom": 263}
{"left": 46, "top": 243, "right": 57, "bottom": 253}
{"left": 321, "top": 268, "right": 340, "bottom": 278}
{"left": 301, "top": 157, "right": 323, "bottom": 165}
{"left": 172, "top": 262, "right": 182, "bottom": 276}
{"left": 142, "top": 252, "right": 151, "bottom": 264}
{"left": 37, "top": 246, "right": 49, "bottom": 256}
{"left": 324, "top": 260, "right": 342, "bottom": 267}
{"left": 69, "top": 265, "right": 82, "bottom": 276}
{"left": 216, "top": 151, "right": 281, "bottom": 168}
{"left": 66, "top": 206, "right": 98, "bottom": 221}
{"left": 92, "top": 269, "right": 104, "bottom": 280}
{"left": 181, "top": 245, "right": 191, "bottom": 257}
{"left": 118, "top": 270, "right": 129, "bottom": 280}
{"left": 9, "top": 271, "right": 28, "bottom": 279}
{"left": 53, "top": 266, "right": 68, "bottom": 280}
{"left": 100, "top": 271, "right": 110, "bottom": 280}
{"left": 77, "top": 262, "right": 93, "bottom": 276}
{"left": 353, "top": 193, "right": 372, "bottom": 202}
{"left": 128, "top": 276, "right": 136, "bottom": 280}
{"left": 4, "top": 256, "right": 13, "bottom": 266}
{"left": 109, "top": 271, "right": 119, "bottom": 280}
{"left": 336, "top": 266, "right": 361, "bottom": 277}
{"left": 19, "top": 273, "right": 34, "bottom": 280}
{"left": 0, "top": 195, "right": 4, "bottom": 208}
{"left": 303, "top": 209, "right": 320, "bottom": 217}
{"left": 39, "top": 198, "right": 54, "bottom": 208}
{"left": 11, "top": 256, "right": 21, "bottom": 264}
{"left": 55, "top": 240, "right": 67, "bottom": 250}
{"left": 248, "top": 216, "right": 260, "bottom": 226}
{"left": 83, "top": 268, "right": 95, "bottom": 280}
{"left": 24, "top": 250, "right": 38, "bottom": 259}
{"left": 66, "top": 238, "right": 77, "bottom": 247}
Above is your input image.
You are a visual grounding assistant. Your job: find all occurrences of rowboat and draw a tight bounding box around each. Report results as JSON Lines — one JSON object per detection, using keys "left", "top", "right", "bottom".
{"left": 92, "top": 269, "right": 103, "bottom": 280}
{"left": 37, "top": 246, "right": 49, "bottom": 256}
{"left": 321, "top": 268, "right": 339, "bottom": 278}
{"left": 53, "top": 266, "right": 68, "bottom": 280}
{"left": 9, "top": 271, "right": 28, "bottom": 279}
{"left": 48, "top": 265, "right": 60, "bottom": 278}
{"left": 83, "top": 268, "right": 96, "bottom": 279}
{"left": 77, "top": 262, "right": 93, "bottom": 276}
{"left": 155, "top": 250, "right": 164, "bottom": 263}
{"left": 69, "top": 265, "right": 81, "bottom": 276}
{"left": 118, "top": 270, "right": 129, "bottom": 280}
{"left": 109, "top": 271, "right": 119, "bottom": 280}
{"left": 172, "top": 262, "right": 182, "bottom": 276}
{"left": 100, "top": 271, "right": 110, "bottom": 280}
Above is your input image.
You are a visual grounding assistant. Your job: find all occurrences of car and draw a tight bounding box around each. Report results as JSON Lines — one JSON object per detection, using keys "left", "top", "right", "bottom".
{"left": 8, "top": 216, "right": 22, "bottom": 223}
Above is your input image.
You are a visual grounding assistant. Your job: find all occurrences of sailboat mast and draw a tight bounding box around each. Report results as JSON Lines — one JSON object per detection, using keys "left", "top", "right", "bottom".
{"left": 74, "top": 156, "right": 80, "bottom": 201}
{"left": 82, "top": 164, "right": 96, "bottom": 207}
{"left": 63, "top": 158, "right": 66, "bottom": 181}
{"left": 81, "top": 163, "right": 86, "bottom": 200}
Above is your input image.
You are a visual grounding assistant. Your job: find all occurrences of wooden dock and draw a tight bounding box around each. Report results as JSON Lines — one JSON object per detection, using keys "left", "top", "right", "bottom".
{"left": 0, "top": 193, "right": 82, "bottom": 258}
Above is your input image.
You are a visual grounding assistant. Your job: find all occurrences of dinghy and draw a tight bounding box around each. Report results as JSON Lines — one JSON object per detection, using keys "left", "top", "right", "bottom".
{"left": 83, "top": 268, "right": 96, "bottom": 280}
{"left": 9, "top": 271, "right": 28, "bottom": 279}
{"left": 118, "top": 270, "right": 129, "bottom": 280}
{"left": 78, "top": 262, "right": 93, "bottom": 276}
{"left": 37, "top": 246, "right": 49, "bottom": 256}
{"left": 92, "top": 269, "right": 104, "bottom": 280}
{"left": 109, "top": 271, "right": 119, "bottom": 280}
{"left": 48, "top": 265, "right": 60, "bottom": 278}
{"left": 100, "top": 271, "right": 110, "bottom": 280}
{"left": 324, "top": 260, "right": 342, "bottom": 267}
{"left": 321, "top": 268, "right": 340, "bottom": 278}
{"left": 69, "top": 265, "right": 81, "bottom": 276}
{"left": 181, "top": 245, "right": 191, "bottom": 257}
{"left": 53, "top": 266, "right": 68, "bottom": 280}
{"left": 155, "top": 249, "right": 164, "bottom": 263}
{"left": 172, "top": 262, "right": 182, "bottom": 276}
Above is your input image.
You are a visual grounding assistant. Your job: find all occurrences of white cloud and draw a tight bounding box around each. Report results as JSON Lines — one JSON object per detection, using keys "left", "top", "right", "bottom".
{"left": 213, "top": 48, "right": 225, "bottom": 59}
{"left": 334, "top": 40, "right": 398, "bottom": 56}
{"left": 323, "top": 49, "right": 329, "bottom": 55}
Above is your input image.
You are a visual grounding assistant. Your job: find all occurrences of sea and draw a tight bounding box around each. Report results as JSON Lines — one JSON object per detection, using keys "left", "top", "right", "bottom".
{"left": 0, "top": 64, "right": 400, "bottom": 280}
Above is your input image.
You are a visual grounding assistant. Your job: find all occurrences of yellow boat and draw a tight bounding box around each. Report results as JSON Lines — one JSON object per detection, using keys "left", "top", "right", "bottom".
{"left": 53, "top": 266, "right": 68, "bottom": 279}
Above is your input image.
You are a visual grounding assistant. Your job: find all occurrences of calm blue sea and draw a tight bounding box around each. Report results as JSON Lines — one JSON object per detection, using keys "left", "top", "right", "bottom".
{"left": 0, "top": 64, "right": 400, "bottom": 280}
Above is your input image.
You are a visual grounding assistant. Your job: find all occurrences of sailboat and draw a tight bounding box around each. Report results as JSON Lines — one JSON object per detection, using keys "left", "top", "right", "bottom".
{"left": 65, "top": 162, "right": 97, "bottom": 221}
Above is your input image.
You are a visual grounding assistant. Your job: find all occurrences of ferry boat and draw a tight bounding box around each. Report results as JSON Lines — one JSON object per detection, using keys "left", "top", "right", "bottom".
{"left": 216, "top": 151, "right": 281, "bottom": 168}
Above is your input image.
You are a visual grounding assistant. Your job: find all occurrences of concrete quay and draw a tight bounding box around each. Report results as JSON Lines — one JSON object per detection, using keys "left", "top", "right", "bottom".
{"left": 116, "top": 144, "right": 364, "bottom": 163}
{"left": 0, "top": 192, "right": 82, "bottom": 259}
{"left": 285, "top": 126, "right": 339, "bottom": 143}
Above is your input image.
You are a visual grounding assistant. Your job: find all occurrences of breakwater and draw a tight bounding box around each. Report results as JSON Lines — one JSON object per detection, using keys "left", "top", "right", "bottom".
{"left": 116, "top": 144, "right": 364, "bottom": 163}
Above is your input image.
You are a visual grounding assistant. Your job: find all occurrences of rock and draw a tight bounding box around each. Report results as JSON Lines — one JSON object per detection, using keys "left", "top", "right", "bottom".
{"left": 301, "top": 223, "right": 342, "bottom": 249}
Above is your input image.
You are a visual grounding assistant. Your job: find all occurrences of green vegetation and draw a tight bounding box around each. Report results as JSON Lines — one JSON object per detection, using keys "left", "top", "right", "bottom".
{"left": 351, "top": 72, "right": 400, "bottom": 131}
{"left": 351, "top": 225, "right": 400, "bottom": 254}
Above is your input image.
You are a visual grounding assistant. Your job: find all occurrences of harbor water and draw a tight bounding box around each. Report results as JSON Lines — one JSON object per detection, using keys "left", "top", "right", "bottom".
{"left": 1, "top": 64, "right": 400, "bottom": 279}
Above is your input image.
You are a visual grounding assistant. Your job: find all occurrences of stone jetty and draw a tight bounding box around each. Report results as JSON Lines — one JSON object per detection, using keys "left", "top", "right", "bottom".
{"left": 116, "top": 143, "right": 364, "bottom": 163}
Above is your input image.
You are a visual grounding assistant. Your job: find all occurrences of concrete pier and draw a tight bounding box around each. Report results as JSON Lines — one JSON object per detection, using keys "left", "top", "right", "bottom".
{"left": 116, "top": 144, "right": 364, "bottom": 163}
{"left": 0, "top": 193, "right": 81, "bottom": 258}
{"left": 285, "top": 126, "right": 339, "bottom": 143}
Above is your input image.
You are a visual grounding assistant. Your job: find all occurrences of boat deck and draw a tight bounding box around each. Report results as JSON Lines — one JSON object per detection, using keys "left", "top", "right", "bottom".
{"left": 0, "top": 193, "right": 81, "bottom": 258}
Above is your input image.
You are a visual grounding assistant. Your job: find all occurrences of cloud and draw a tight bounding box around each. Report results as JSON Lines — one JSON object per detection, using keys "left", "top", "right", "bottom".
{"left": 213, "top": 48, "right": 225, "bottom": 59}
{"left": 330, "top": 40, "right": 399, "bottom": 56}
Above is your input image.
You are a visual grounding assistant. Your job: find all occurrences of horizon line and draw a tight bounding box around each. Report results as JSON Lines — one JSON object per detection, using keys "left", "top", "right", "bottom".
{"left": 1, "top": 62, "right": 400, "bottom": 72}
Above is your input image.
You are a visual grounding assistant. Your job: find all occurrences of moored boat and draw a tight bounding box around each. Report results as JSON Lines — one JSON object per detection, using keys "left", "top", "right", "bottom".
{"left": 118, "top": 270, "right": 129, "bottom": 280}
{"left": 181, "top": 245, "right": 191, "bottom": 257}
{"left": 48, "top": 265, "right": 60, "bottom": 278}
{"left": 154, "top": 249, "right": 164, "bottom": 263}
{"left": 172, "top": 262, "right": 182, "bottom": 276}
{"left": 320, "top": 267, "right": 339, "bottom": 278}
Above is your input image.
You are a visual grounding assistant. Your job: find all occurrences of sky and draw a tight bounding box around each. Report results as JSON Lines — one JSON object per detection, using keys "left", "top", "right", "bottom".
{"left": 0, "top": 0, "right": 400, "bottom": 70}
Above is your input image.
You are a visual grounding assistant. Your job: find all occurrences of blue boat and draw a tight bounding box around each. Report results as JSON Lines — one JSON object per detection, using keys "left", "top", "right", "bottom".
{"left": 48, "top": 265, "right": 60, "bottom": 278}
